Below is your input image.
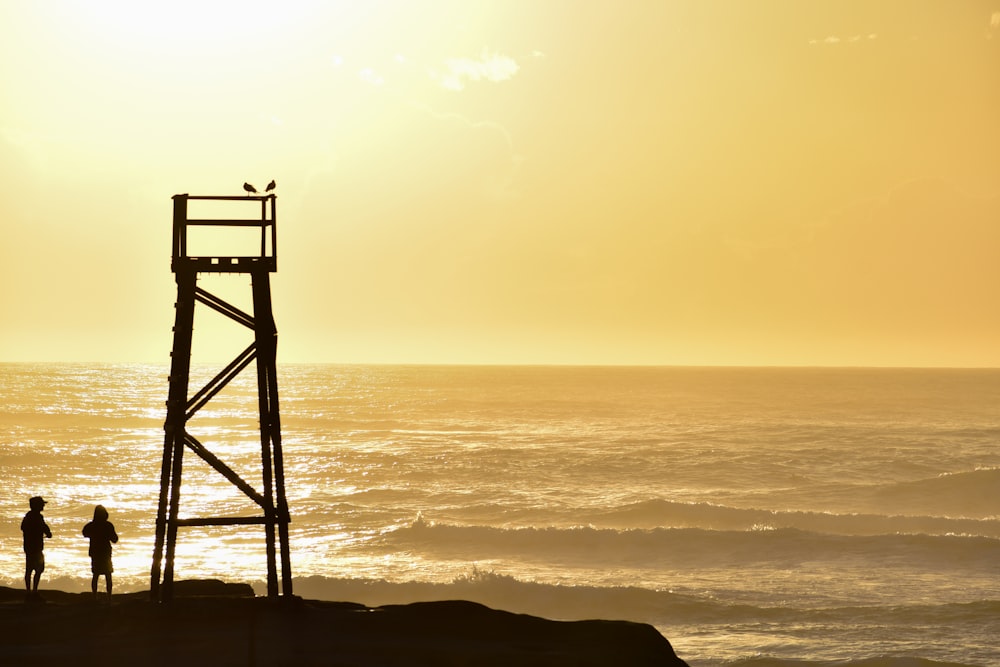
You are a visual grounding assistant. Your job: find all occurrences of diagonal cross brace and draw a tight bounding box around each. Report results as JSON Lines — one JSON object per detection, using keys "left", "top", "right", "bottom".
{"left": 183, "top": 432, "right": 267, "bottom": 508}
{"left": 186, "top": 343, "right": 257, "bottom": 420}
{"left": 195, "top": 287, "right": 255, "bottom": 329}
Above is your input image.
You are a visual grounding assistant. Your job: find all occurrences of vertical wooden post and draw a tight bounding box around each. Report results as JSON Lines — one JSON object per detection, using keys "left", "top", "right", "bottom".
{"left": 151, "top": 268, "right": 196, "bottom": 601}
{"left": 252, "top": 267, "right": 279, "bottom": 597}
{"left": 254, "top": 269, "right": 293, "bottom": 596}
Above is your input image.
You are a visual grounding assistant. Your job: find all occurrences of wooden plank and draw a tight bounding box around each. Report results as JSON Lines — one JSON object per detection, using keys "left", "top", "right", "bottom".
{"left": 175, "top": 517, "right": 268, "bottom": 526}
{"left": 186, "top": 219, "right": 271, "bottom": 227}
{"left": 184, "top": 195, "right": 276, "bottom": 201}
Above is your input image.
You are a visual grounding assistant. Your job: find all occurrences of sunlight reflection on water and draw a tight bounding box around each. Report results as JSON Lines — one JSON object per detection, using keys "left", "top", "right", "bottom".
{"left": 2, "top": 364, "right": 999, "bottom": 666}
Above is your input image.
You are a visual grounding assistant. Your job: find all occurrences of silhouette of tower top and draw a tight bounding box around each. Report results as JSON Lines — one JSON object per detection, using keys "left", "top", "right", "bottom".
{"left": 171, "top": 193, "right": 277, "bottom": 273}
{"left": 153, "top": 192, "right": 291, "bottom": 602}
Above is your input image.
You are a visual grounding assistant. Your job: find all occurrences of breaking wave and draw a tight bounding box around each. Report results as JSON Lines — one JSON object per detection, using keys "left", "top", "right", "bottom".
{"left": 578, "top": 496, "right": 1000, "bottom": 536}
{"left": 383, "top": 515, "right": 1000, "bottom": 570}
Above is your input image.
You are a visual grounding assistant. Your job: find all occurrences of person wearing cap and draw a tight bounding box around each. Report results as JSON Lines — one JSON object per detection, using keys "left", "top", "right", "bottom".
{"left": 21, "top": 496, "right": 52, "bottom": 595}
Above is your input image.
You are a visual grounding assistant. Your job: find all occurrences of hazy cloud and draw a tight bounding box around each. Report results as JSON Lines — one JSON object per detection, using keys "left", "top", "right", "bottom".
{"left": 358, "top": 67, "right": 385, "bottom": 87}
{"left": 432, "top": 50, "right": 519, "bottom": 91}
{"left": 304, "top": 96, "right": 519, "bottom": 224}
{"left": 809, "top": 34, "right": 876, "bottom": 45}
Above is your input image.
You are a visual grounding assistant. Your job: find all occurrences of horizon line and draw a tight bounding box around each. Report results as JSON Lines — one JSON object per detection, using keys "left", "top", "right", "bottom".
{"left": 2, "top": 359, "right": 1000, "bottom": 371}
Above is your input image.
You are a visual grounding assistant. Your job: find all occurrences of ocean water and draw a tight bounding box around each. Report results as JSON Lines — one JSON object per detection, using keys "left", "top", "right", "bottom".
{"left": 1, "top": 363, "right": 998, "bottom": 666}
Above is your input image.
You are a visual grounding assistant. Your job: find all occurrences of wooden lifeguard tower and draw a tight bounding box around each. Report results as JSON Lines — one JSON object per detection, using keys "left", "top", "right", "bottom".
{"left": 150, "top": 193, "right": 292, "bottom": 601}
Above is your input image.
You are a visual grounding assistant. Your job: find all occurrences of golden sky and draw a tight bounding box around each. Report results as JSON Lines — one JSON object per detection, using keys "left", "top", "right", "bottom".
{"left": 2, "top": 1, "right": 999, "bottom": 366}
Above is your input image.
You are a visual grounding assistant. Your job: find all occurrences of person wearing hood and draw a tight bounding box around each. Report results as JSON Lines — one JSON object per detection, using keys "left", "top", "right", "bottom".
{"left": 82, "top": 504, "right": 119, "bottom": 599}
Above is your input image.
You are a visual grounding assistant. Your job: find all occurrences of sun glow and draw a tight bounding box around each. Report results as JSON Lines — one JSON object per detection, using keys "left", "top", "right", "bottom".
{"left": 64, "top": 1, "right": 316, "bottom": 53}
{"left": 2, "top": 2, "right": 999, "bottom": 366}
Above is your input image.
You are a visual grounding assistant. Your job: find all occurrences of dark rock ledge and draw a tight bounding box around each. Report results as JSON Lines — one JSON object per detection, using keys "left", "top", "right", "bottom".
{"left": 0, "top": 581, "right": 690, "bottom": 666}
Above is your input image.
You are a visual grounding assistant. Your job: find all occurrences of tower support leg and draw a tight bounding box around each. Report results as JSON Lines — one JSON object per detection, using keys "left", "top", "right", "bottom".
{"left": 151, "top": 269, "right": 196, "bottom": 601}
{"left": 252, "top": 268, "right": 293, "bottom": 597}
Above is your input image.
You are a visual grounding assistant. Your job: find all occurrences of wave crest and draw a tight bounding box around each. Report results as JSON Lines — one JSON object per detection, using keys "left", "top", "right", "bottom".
{"left": 388, "top": 518, "right": 1000, "bottom": 570}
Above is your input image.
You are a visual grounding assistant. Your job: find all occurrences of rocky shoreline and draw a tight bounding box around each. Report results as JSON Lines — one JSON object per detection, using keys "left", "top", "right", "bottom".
{"left": 0, "top": 581, "right": 689, "bottom": 666}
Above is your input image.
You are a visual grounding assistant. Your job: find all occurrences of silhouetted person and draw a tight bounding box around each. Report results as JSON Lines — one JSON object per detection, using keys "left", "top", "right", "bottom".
{"left": 82, "top": 505, "right": 118, "bottom": 599}
{"left": 243, "top": 182, "right": 257, "bottom": 196}
{"left": 265, "top": 179, "right": 276, "bottom": 193}
{"left": 21, "top": 496, "right": 52, "bottom": 596}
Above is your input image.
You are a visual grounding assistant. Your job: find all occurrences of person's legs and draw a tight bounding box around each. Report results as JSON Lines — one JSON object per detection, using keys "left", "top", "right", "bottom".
{"left": 91, "top": 574, "right": 99, "bottom": 596}
{"left": 25, "top": 553, "right": 43, "bottom": 592}
{"left": 106, "top": 573, "right": 113, "bottom": 595}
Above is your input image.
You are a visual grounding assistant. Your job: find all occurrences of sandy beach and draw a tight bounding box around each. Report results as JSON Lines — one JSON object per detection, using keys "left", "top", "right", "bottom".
{"left": 0, "top": 581, "right": 689, "bottom": 666}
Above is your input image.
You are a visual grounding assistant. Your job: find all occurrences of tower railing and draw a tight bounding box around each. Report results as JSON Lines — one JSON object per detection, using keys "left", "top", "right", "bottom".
{"left": 171, "top": 194, "right": 277, "bottom": 272}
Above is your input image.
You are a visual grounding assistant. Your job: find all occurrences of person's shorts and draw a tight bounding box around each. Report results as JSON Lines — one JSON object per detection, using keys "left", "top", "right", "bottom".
{"left": 25, "top": 551, "right": 45, "bottom": 572}
{"left": 91, "top": 556, "right": 113, "bottom": 575}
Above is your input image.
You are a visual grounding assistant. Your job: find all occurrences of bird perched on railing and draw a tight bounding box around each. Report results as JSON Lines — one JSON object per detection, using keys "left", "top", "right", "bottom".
{"left": 265, "top": 180, "right": 276, "bottom": 193}
{"left": 243, "top": 182, "right": 257, "bottom": 196}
